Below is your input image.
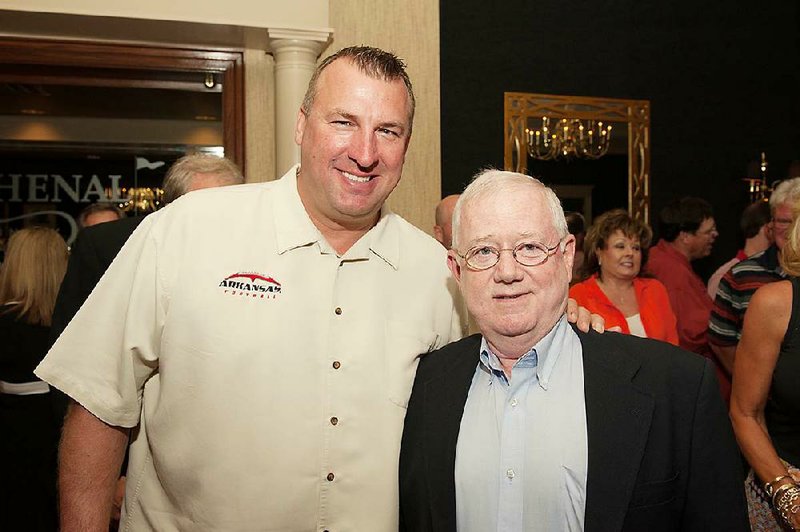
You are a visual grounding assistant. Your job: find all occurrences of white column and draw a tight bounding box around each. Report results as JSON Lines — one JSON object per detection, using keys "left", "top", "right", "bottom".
{"left": 268, "top": 28, "right": 331, "bottom": 176}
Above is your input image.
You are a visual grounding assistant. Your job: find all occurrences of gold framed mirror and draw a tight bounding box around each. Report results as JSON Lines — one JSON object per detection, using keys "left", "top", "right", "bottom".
{"left": 504, "top": 92, "right": 650, "bottom": 222}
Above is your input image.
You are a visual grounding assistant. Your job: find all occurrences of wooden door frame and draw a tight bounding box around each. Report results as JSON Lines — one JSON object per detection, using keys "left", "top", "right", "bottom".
{"left": 0, "top": 37, "right": 245, "bottom": 172}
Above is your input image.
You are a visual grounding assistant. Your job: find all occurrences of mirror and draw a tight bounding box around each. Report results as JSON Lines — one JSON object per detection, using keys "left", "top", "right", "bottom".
{"left": 504, "top": 92, "right": 650, "bottom": 223}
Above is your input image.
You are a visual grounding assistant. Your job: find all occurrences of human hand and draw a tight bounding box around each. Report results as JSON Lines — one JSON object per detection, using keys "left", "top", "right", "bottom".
{"left": 111, "top": 476, "right": 126, "bottom": 522}
{"left": 566, "top": 298, "right": 606, "bottom": 333}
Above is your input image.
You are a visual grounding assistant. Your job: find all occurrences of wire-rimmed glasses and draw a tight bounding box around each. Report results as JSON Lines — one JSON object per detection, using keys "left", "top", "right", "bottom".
{"left": 455, "top": 240, "right": 563, "bottom": 271}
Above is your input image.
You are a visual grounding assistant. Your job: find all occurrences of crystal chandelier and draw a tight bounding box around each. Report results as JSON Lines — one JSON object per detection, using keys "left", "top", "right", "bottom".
{"left": 525, "top": 117, "right": 613, "bottom": 161}
{"left": 118, "top": 187, "right": 164, "bottom": 213}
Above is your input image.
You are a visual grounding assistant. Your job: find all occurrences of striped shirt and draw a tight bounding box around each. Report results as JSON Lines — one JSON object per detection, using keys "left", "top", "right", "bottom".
{"left": 708, "top": 245, "right": 786, "bottom": 347}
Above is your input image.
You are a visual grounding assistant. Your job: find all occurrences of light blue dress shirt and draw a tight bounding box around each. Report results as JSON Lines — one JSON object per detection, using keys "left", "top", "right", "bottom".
{"left": 455, "top": 316, "right": 588, "bottom": 531}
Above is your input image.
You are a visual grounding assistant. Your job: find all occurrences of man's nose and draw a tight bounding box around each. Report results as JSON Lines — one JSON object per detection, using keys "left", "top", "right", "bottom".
{"left": 493, "top": 250, "right": 524, "bottom": 282}
{"left": 349, "top": 130, "right": 378, "bottom": 169}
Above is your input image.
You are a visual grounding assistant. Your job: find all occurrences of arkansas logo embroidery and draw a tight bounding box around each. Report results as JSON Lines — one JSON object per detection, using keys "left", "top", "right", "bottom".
{"left": 219, "top": 272, "right": 282, "bottom": 299}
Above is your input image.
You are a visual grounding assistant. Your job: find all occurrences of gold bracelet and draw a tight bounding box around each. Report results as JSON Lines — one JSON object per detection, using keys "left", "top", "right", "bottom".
{"left": 775, "top": 486, "right": 800, "bottom": 527}
{"left": 766, "top": 474, "right": 793, "bottom": 497}
{"left": 773, "top": 483, "right": 797, "bottom": 508}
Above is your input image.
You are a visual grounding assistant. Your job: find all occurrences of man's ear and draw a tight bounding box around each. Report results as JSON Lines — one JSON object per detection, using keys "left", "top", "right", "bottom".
{"left": 433, "top": 225, "right": 445, "bottom": 246}
{"left": 561, "top": 234, "right": 576, "bottom": 282}
{"left": 761, "top": 223, "right": 773, "bottom": 241}
{"left": 294, "top": 109, "right": 307, "bottom": 147}
{"left": 447, "top": 251, "right": 462, "bottom": 283}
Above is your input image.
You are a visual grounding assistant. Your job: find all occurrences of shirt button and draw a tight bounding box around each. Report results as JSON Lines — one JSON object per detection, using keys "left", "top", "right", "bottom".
{"left": 506, "top": 468, "right": 515, "bottom": 479}
{"left": 510, "top": 398, "right": 518, "bottom": 407}
{"left": 332, "top": 361, "right": 341, "bottom": 369}
{"left": 330, "top": 417, "right": 338, "bottom": 425}
{"left": 327, "top": 472, "right": 335, "bottom": 481}
{"left": 334, "top": 307, "right": 342, "bottom": 315}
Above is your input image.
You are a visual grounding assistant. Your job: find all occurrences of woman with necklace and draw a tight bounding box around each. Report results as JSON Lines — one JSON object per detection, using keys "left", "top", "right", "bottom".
{"left": 569, "top": 209, "right": 678, "bottom": 344}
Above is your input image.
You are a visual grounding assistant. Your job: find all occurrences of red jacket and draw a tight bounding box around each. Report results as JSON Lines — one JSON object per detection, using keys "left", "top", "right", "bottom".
{"left": 570, "top": 275, "right": 679, "bottom": 345}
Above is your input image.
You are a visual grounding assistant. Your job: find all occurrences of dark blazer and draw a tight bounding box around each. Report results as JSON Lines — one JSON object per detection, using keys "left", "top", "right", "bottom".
{"left": 399, "top": 328, "right": 749, "bottom": 532}
{"left": 49, "top": 216, "right": 144, "bottom": 422}
{"left": 51, "top": 216, "right": 145, "bottom": 342}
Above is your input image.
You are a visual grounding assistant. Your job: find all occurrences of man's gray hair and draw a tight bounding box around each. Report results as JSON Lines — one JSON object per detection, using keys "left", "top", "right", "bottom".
{"left": 451, "top": 169, "right": 568, "bottom": 250}
{"left": 770, "top": 177, "right": 800, "bottom": 212}
{"left": 162, "top": 154, "right": 243, "bottom": 205}
{"left": 300, "top": 45, "right": 416, "bottom": 131}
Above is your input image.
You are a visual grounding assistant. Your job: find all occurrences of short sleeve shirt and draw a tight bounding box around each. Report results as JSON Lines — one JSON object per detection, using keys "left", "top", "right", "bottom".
{"left": 708, "top": 245, "right": 786, "bottom": 347}
{"left": 36, "top": 166, "right": 463, "bottom": 531}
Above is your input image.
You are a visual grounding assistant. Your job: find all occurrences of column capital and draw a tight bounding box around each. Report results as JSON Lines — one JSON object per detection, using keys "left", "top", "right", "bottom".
{"left": 267, "top": 27, "right": 331, "bottom": 55}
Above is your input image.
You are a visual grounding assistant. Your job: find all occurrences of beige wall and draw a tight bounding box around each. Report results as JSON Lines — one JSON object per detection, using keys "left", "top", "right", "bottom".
{"left": 328, "top": 0, "right": 441, "bottom": 235}
{"left": 0, "top": 1, "right": 329, "bottom": 31}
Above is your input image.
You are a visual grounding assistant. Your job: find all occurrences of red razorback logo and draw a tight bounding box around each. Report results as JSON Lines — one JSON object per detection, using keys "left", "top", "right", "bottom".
{"left": 218, "top": 271, "right": 281, "bottom": 299}
{"left": 223, "top": 272, "right": 281, "bottom": 286}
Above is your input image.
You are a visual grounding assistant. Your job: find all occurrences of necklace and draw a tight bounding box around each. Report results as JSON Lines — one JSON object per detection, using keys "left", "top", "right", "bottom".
{"left": 598, "top": 278, "right": 633, "bottom": 307}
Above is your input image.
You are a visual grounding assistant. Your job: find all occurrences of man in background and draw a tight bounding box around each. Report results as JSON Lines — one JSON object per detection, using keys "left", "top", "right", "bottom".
{"left": 77, "top": 203, "right": 125, "bottom": 229}
{"left": 646, "top": 197, "right": 718, "bottom": 357}
{"left": 565, "top": 211, "right": 586, "bottom": 281}
{"left": 706, "top": 200, "right": 771, "bottom": 299}
{"left": 433, "top": 194, "right": 460, "bottom": 249}
{"left": 708, "top": 177, "right": 800, "bottom": 374}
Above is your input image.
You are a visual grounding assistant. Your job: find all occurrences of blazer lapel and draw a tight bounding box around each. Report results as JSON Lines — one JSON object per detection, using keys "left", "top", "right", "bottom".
{"left": 579, "top": 331, "right": 655, "bottom": 532}
{"left": 422, "top": 336, "right": 481, "bottom": 531}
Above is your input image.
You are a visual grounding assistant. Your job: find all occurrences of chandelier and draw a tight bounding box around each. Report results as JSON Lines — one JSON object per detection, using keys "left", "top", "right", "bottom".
{"left": 525, "top": 117, "right": 612, "bottom": 161}
{"left": 118, "top": 187, "right": 164, "bottom": 213}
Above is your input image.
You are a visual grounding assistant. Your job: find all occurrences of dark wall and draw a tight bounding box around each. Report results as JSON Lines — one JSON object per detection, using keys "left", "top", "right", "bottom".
{"left": 440, "top": 1, "right": 800, "bottom": 277}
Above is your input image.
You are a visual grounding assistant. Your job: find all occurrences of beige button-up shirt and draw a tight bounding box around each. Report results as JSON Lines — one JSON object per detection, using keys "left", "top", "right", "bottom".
{"left": 37, "top": 166, "right": 463, "bottom": 531}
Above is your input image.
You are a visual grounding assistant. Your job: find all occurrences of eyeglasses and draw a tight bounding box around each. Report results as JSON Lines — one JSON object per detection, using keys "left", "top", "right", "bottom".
{"left": 695, "top": 226, "right": 718, "bottom": 237}
{"left": 773, "top": 218, "right": 793, "bottom": 228}
{"left": 455, "top": 240, "right": 563, "bottom": 271}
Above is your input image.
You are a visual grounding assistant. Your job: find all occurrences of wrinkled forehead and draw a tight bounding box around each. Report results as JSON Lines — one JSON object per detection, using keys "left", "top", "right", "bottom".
{"left": 315, "top": 58, "right": 413, "bottom": 119}
{"left": 460, "top": 185, "right": 558, "bottom": 243}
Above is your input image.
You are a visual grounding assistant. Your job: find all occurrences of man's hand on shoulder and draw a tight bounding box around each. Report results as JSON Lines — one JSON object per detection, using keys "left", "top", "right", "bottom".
{"left": 566, "top": 298, "right": 619, "bottom": 333}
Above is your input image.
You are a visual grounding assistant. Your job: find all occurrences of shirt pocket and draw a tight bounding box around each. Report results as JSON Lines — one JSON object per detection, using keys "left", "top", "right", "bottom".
{"left": 384, "top": 320, "right": 438, "bottom": 408}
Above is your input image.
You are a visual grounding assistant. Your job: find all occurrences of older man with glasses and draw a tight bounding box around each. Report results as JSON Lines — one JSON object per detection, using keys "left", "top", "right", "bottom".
{"left": 399, "top": 169, "right": 748, "bottom": 531}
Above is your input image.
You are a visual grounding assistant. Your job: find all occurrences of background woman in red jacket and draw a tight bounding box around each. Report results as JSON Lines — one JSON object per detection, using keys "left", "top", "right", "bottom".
{"left": 569, "top": 209, "right": 678, "bottom": 344}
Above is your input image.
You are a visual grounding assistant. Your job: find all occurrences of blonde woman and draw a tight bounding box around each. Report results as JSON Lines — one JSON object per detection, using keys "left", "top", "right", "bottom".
{"left": 731, "top": 206, "right": 800, "bottom": 530}
{"left": 0, "top": 227, "right": 68, "bottom": 531}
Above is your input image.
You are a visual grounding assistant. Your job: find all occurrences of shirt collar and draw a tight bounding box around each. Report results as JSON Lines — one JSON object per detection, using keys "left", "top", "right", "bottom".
{"left": 655, "top": 238, "right": 691, "bottom": 269}
{"left": 272, "top": 164, "right": 400, "bottom": 269}
{"left": 478, "top": 315, "right": 570, "bottom": 390}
